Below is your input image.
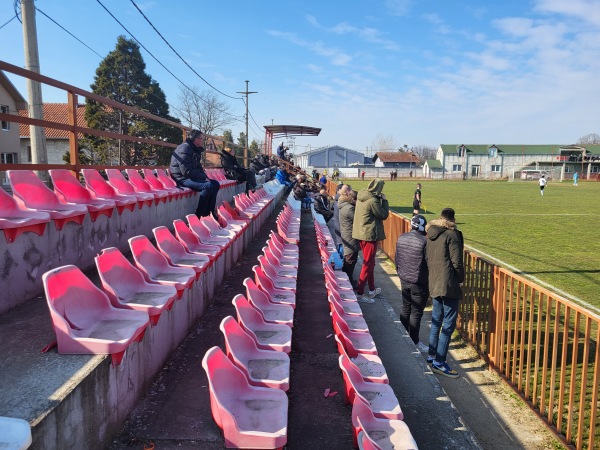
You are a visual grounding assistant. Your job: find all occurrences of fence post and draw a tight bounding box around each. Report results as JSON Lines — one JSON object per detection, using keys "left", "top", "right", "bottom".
{"left": 488, "top": 265, "right": 500, "bottom": 366}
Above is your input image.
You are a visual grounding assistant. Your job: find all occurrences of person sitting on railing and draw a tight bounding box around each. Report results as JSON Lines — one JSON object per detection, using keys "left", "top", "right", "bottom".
{"left": 170, "top": 129, "right": 220, "bottom": 218}
{"left": 220, "top": 146, "right": 257, "bottom": 193}
{"left": 250, "top": 155, "right": 271, "bottom": 181}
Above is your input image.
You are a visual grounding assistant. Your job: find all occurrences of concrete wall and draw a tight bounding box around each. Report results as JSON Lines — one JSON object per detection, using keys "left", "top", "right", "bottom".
{"left": 0, "top": 183, "right": 243, "bottom": 314}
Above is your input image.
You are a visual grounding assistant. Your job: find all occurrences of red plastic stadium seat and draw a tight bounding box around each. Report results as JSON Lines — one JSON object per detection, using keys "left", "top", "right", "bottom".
{"left": 95, "top": 247, "right": 177, "bottom": 325}
{"left": 156, "top": 168, "right": 191, "bottom": 197}
{"left": 186, "top": 214, "right": 232, "bottom": 249}
{"left": 334, "top": 334, "right": 388, "bottom": 385}
{"left": 129, "top": 235, "right": 196, "bottom": 298}
{"left": 353, "top": 396, "right": 416, "bottom": 450}
{"left": 42, "top": 265, "right": 149, "bottom": 365}
{"left": 220, "top": 316, "right": 290, "bottom": 391}
{"left": 243, "top": 278, "right": 294, "bottom": 327}
{"left": 105, "top": 169, "right": 154, "bottom": 208}
{"left": 0, "top": 186, "right": 50, "bottom": 243}
{"left": 49, "top": 169, "right": 115, "bottom": 221}
{"left": 252, "top": 265, "right": 296, "bottom": 309}
{"left": 257, "top": 255, "right": 296, "bottom": 292}
{"left": 152, "top": 226, "right": 210, "bottom": 277}
{"left": 339, "top": 355, "right": 402, "bottom": 420}
{"left": 232, "top": 294, "right": 292, "bottom": 353}
{"left": 202, "top": 346, "right": 288, "bottom": 449}
{"left": 333, "top": 315, "right": 377, "bottom": 356}
{"left": 330, "top": 302, "right": 368, "bottom": 333}
{"left": 7, "top": 170, "right": 87, "bottom": 230}
{"left": 142, "top": 168, "right": 180, "bottom": 200}
{"left": 125, "top": 169, "right": 170, "bottom": 204}
{"left": 81, "top": 169, "right": 138, "bottom": 214}
{"left": 172, "top": 219, "right": 221, "bottom": 260}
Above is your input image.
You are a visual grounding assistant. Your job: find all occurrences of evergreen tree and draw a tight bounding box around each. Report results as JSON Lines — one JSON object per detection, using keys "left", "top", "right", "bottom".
{"left": 84, "top": 35, "right": 180, "bottom": 166}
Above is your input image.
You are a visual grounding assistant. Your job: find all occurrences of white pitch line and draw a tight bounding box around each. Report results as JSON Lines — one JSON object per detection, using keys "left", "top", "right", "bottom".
{"left": 458, "top": 213, "right": 600, "bottom": 216}
{"left": 465, "top": 244, "right": 600, "bottom": 316}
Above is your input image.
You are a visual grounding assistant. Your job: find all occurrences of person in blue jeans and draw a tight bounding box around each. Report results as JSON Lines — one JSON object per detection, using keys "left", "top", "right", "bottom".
{"left": 169, "top": 129, "right": 220, "bottom": 218}
{"left": 425, "top": 208, "right": 464, "bottom": 378}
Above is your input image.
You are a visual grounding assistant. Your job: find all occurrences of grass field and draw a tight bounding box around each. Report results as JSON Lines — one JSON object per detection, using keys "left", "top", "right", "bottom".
{"left": 346, "top": 178, "right": 600, "bottom": 311}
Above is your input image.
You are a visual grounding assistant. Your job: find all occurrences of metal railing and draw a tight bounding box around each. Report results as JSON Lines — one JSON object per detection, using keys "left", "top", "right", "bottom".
{"left": 374, "top": 208, "right": 599, "bottom": 449}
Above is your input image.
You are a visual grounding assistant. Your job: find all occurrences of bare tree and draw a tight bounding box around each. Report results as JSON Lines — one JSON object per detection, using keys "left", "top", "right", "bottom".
{"left": 176, "top": 86, "right": 235, "bottom": 136}
{"left": 372, "top": 134, "right": 399, "bottom": 152}
{"left": 577, "top": 133, "right": 600, "bottom": 145}
{"left": 411, "top": 144, "right": 438, "bottom": 162}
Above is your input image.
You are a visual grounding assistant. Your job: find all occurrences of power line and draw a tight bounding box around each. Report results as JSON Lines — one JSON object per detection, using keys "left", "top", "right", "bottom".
{"left": 0, "top": 14, "right": 17, "bottom": 30}
{"left": 129, "top": 0, "right": 241, "bottom": 101}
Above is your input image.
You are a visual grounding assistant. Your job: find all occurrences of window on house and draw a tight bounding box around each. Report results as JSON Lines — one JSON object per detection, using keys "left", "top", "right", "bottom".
{"left": 565, "top": 166, "right": 574, "bottom": 173}
{"left": 27, "top": 146, "right": 32, "bottom": 162}
{"left": 452, "top": 164, "right": 462, "bottom": 172}
{"left": 1, "top": 105, "right": 9, "bottom": 131}
{"left": 491, "top": 165, "right": 501, "bottom": 172}
{"left": 489, "top": 147, "right": 498, "bottom": 157}
{"left": 591, "top": 166, "right": 599, "bottom": 173}
{"left": 457, "top": 145, "right": 466, "bottom": 157}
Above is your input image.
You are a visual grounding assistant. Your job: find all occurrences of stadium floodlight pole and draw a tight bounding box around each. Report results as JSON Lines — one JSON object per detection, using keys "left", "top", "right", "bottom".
{"left": 236, "top": 80, "right": 257, "bottom": 167}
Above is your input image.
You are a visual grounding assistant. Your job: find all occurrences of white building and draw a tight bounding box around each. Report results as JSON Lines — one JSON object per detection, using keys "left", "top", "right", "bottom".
{"left": 294, "top": 145, "right": 364, "bottom": 170}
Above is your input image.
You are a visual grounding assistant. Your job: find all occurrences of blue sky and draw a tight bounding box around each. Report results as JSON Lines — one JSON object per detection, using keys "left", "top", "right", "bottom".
{"left": 2, "top": 0, "right": 600, "bottom": 155}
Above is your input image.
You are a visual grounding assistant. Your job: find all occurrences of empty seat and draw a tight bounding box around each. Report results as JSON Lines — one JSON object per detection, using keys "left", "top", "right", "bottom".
{"left": 152, "top": 226, "right": 210, "bottom": 278}
{"left": 156, "top": 168, "right": 191, "bottom": 197}
{"left": 353, "top": 396, "right": 417, "bottom": 450}
{"left": 257, "top": 255, "right": 296, "bottom": 292}
{"left": 95, "top": 247, "right": 177, "bottom": 326}
{"left": 220, "top": 316, "right": 290, "bottom": 391}
{"left": 129, "top": 235, "right": 196, "bottom": 298}
{"left": 330, "top": 302, "right": 368, "bottom": 333}
{"left": 81, "top": 169, "right": 138, "bottom": 214}
{"left": 42, "top": 265, "right": 149, "bottom": 365}
{"left": 0, "top": 416, "right": 32, "bottom": 450}
{"left": 49, "top": 169, "right": 115, "bottom": 221}
{"left": 232, "top": 294, "right": 292, "bottom": 353}
{"left": 339, "top": 355, "right": 403, "bottom": 420}
{"left": 202, "top": 346, "right": 288, "bottom": 449}
{"left": 334, "top": 335, "right": 389, "bottom": 385}
{"left": 172, "top": 219, "right": 221, "bottom": 261}
{"left": 261, "top": 247, "right": 298, "bottom": 276}
{"left": 125, "top": 169, "right": 170, "bottom": 204}
{"left": 269, "top": 231, "right": 299, "bottom": 257}
{"left": 221, "top": 201, "right": 251, "bottom": 222}
{"left": 7, "top": 170, "right": 87, "bottom": 230}
{"left": 0, "top": 186, "right": 50, "bottom": 243}
{"left": 252, "top": 265, "right": 296, "bottom": 309}
{"left": 142, "top": 168, "right": 180, "bottom": 200}
{"left": 243, "top": 278, "right": 294, "bottom": 327}
{"left": 333, "top": 315, "right": 378, "bottom": 356}
{"left": 186, "top": 214, "right": 231, "bottom": 249}
{"left": 264, "top": 240, "right": 298, "bottom": 268}
{"left": 105, "top": 169, "right": 155, "bottom": 208}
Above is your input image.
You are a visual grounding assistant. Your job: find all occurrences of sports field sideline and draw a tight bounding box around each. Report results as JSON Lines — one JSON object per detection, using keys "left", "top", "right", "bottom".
{"left": 346, "top": 178, "right": 600, "bottom": 312}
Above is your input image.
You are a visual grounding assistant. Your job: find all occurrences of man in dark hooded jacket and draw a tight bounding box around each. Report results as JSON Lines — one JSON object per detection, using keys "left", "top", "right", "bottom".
{"left": 395, "top": 214, "right": 429, "bottom": 352}
{"left": 170, "top": 129, "right": 220, "bottom": 218}
{"left": 426, "top": 207, "right": 464, "bottom": 378}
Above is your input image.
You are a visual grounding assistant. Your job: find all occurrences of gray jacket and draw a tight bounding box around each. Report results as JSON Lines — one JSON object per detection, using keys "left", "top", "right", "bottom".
{"left": 338, "top": 199, "right": 358, "bottom": 256}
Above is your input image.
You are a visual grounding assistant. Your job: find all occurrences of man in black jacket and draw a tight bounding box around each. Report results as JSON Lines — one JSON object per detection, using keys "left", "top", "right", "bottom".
{"left": 395, "top": 214, "right": 429, "bottom": 352}
{"left": 219, "top": 147, "right": 256, "bottom": 192}
{"left": 170, "top": 129, "right": 220, "bottom": 218}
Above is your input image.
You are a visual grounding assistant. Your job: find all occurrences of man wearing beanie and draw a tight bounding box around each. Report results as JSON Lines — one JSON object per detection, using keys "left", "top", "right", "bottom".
{"left": 395, "top": 215, "right": 429, "bottom": 352}
{"left": 170, "top": 130, "right": 220, "bottom": 218}
{"left": 352, "top": 179, "right": 389, "bottom": 303}
{"left": 426, "top": 207, "right": 464, "bottom": 378}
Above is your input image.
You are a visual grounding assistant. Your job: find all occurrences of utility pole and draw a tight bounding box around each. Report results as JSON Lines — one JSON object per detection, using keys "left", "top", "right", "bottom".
{"left": 236, "top": 80, "right": 257, "bottom": 167}
{"left": 21, "top": 0, "right": 48, "bottom": 175}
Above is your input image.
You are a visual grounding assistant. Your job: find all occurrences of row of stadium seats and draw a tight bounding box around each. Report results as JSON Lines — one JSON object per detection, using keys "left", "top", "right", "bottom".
{"left": 311, "top": 207, "right": 418, "bottom": 450}
{"left": 202, "top": 197, "right": 301, "bottom": 449}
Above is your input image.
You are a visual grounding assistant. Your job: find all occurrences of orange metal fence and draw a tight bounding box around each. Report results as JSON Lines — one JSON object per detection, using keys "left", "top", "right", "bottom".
{"left": 378, "top": 210, "right": 599, "bottom": 450}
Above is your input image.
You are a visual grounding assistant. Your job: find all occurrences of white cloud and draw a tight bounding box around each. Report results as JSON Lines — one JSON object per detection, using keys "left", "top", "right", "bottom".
{"left": 306, "top": 15, "right": 400, "bottom": 50}
{"left": 534, "top": 0, "right": 600, "bottom": 27}
{"left": 385, "top": 0, "right": 413, "bottom": 16}
{"left": 267, "top": 30, "right": 352, "bottom": 66}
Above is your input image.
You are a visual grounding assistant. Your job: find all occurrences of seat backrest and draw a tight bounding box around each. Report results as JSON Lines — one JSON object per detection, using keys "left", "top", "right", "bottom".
{"left": 8, "top": 170, "right": 61, "bottom": 209}
{"left": 142, "top": 169, "right": 164, "bottom": 189}
{"left": 330, "top": 309, "right": 352, "bottom": 334}
{"left": 220, "top": 315, "right": 259, "bottom": 358}
{"left": 153, "top": 226, "right": 188, "bottom": 261}
{"left": 232, "top": 294, "right": 265, "bottom": 329}
{"left": 202, "top": 346, "right": 245, "bottom": 406}
{"left": 356, "top": 420, "right": 383, "bottom": 450}
{"left": 252, "top": 265, "right": 277, "bottom": 293}
{"left": 49, "top": 169, "right": 93, "bottom": 203}
{"left": 95, "top": 247, "right": 149, "bottom": 301}
{"left": 43, "top": 265, "right": 112, "bottom": 335}
{"left": 129, "top": 235, "right": 170, "bottom": 277}
{"left": 339, "top": 354, "right": 364, "bottom": 387}
{"left": 243, "top": 277, "right": 271, "bottom": 308}
{"left": 82, "top": 169, "right": 117, "bottom": 197}
{"left": 351, "top": 396, "right": 376, "bottom": 434}
{"left": 106, "top": 169, "right": 136, "bottom": 195}
{"left": 125, "top": 169, "right": 152, "bottom": 192}
{"left": 156, "top": 168, "right": 177, "bottom": 188}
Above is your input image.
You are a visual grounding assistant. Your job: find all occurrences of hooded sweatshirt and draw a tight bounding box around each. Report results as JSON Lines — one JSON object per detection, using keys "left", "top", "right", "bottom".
{"left": 425, "top": 218, "right": 464, "bottom": 299}
{"left": 352, "top": 179, "right": 389, "bottom": 242}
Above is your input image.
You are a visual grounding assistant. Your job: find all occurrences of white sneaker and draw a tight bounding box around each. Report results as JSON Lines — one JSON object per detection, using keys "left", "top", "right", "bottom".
{"left": 368, "top": 288, "right": 381, "bottom": 298}
{"left": 358, "top": 295, "right": 375, "bottom": 304}
{"left": 416, "top": 341, "right": 429, "bottom": 353}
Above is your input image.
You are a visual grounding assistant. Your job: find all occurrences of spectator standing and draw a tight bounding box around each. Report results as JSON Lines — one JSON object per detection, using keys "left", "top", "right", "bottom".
{"left": 573, "top": 171, "right": 579, "bottom": 186}
{"left": 361, "top": 170, "right": 365, "bottom": 181}
{"left": 170, "top": 129, "right": 220, "bottom": 218}
{"left": 338, "top": 189, "right": 359, "bottom": 287}
{"left": 319, "top": 173, "right": 328, "bottom": 187}
{"left": 539, "top": 175, "right": 547, "bottom": 195}
{"left": 352, "top": 179, "right": 389, "bottom": 303}
{"left": 413, "top": 183, "right": 422, "bottom": 215}
{"left": 395, "top": 215, "right": 429, "bottom": 352}
{"left": 426, "top": 208, "right": 464, "bottom": 378}
{"left": 277, "top": 142, "right": 285, "bottom": 159}
{"left": 332, "top": 183, "right": 350, "bottom": 246}
{"left": 312, "top": 168, "right": 318, "bottom": 180}
{"left": 314, "top": 187, "right": 336, "bottom": 239}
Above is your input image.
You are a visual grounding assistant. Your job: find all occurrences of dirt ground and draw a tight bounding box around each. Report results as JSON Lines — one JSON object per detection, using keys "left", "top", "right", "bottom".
{"left": 376, "top": 255, "right": 567, "bottom": 450}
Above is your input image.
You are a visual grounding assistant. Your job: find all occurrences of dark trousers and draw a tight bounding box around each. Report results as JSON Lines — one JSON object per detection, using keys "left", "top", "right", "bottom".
{"left": 180, "top": 178, "right": 220, "bottom": 217}
{"left": 342, "top": 252, "right": 358, "bottom": 285}
{"left": 399, "top": 280, "right": 428, "bottom": 344}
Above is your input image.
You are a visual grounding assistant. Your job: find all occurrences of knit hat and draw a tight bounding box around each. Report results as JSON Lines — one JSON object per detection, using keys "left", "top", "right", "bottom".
{"left": 411, "top": 214, "right": 427, "bottom": 232}
{"left": 367, "top": 179, "right": 385, "bottom": 195}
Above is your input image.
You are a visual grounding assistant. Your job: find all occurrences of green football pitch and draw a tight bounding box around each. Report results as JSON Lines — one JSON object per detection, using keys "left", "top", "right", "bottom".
{"left": 345, "top": 178, "right": 600, "bottom": 312}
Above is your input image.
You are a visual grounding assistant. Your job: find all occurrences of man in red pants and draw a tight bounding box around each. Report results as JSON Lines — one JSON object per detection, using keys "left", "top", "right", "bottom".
{"left": 352, "top": 179, "right": 389, "bottom": 303}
